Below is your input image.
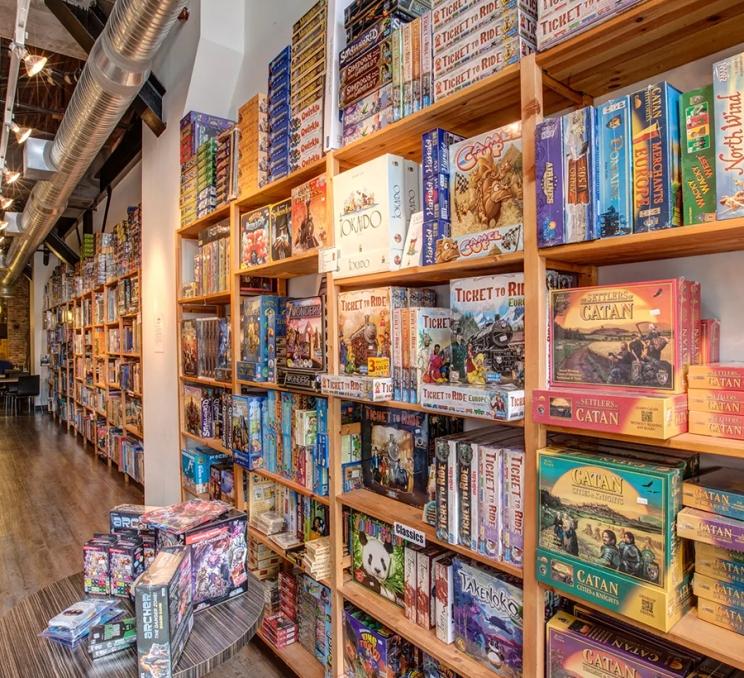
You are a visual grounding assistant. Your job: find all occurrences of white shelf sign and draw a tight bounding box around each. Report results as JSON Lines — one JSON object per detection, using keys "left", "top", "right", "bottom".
{"left": 394, "top": 522, "right": 426, "bottom": 548}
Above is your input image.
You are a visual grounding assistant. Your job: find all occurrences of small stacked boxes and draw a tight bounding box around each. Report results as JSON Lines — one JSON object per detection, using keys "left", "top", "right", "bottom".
{"left": 214, "top": 127, "right": 238, "bottom": 206}
{"left": 688, "top": 364, "right": 744, "bottom": 441}
{"left": 268, "top": 47, "right": 292, "bottom": 183}
{"left": 298, "top": 576, "right": 331, "bottom": 666}
{"left": 432, "top": 0, "right": 536, "bottom": 103}
{"left": 237, "top": 94, "right": 268, "bottom": 193}
{"left": 196, "top": 139, "right": 217, "bottom": 219}
{"left": 248, "top": 540, "right": 281, "bottom": 580}
{"left": 678, "top": 467, "right": 744, "bottom": 636}
{"left": 261, "top": 570, "right": 298, "bottom": 648}
{"left": 290, "top": 0, "right": 327, "bottom": 172}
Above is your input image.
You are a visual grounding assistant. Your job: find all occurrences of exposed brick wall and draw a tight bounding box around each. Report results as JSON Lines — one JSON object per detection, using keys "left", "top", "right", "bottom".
{"left": 5, "top": 278, "right": 30, "bottom": 369}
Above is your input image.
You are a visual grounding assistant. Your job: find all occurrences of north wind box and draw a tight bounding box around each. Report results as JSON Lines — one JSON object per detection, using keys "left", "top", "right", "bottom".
{"left": 532, "top": 388, "right": 688, "bottom": 440}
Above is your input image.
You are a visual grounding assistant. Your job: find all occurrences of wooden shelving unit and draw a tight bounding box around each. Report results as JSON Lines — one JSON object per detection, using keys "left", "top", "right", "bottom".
{"left": 170, "top": 3, "right": 744, "bottom": 675}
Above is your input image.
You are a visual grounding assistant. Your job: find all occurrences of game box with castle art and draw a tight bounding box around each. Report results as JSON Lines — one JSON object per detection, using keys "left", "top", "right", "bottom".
{"left": 351, "top": 510, "right": 405, "bottom": 607}
{"left": 452, "top": 557, "right": 523, "bottom": 676}
{"left": 550, "top": 279, "right": 688, "bottom": 393}
{"left": 445, "top": 122, "right": 524, "bottom": 263}
{"left": 449, "top": 273, "right": 525, "bottom": 387}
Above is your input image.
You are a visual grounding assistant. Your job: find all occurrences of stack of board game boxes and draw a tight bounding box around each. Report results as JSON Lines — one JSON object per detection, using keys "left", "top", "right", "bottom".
{"left": 180, "top": 317, "right": 231, "bottom": 382}
{"left": 289, "top": 0, "right": 327, "bottom": 173}
{"left": 180, "top": 447, "right": 229, "bottom": 497}
{"left": 239, "top": 174, "right": 327, "bottom": 269}
{"left": 181, "top": 384, "right": 232, "bottom": 448}
{"left": 687, "top": 363, "right": 744, "bottom": 442}
{"left": 678, "top": 468, "right": 744, "bottom": 637}
{"left": 237, "top": 94, "right": 268, "bottom": 194}
{"left": 182, "top": 219, "right": 230, "bottom": 298}
{"left": 533, "top": 279, "right": 702, "bottom": 440}
{"left": 537, "top": 52, "right": 744, "bottom": 248}
{"left": 214, "top": 126, "right": 239, "bottom": 207}
{"left": 268, "top": 47, "right": 292, "bottom": 183}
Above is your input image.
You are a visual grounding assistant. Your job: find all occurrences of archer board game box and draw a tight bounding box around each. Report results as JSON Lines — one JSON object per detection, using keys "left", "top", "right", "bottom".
{"left": 290, "top": 174, "right": 327, "bottom": 252}
{"left": 550, "top": 279, "right": 687, "bottom": 392}
{"left": 333, "top": 154, "right": 411, "bottom": 277}
{"left": 446, "top": 122, "right": 524, "bottom": 263}
{"left": 135, "top": 547, "right": 193, "bottom": 678}
{"left": 449, "top": 273, "right": 525, "bottom": 387}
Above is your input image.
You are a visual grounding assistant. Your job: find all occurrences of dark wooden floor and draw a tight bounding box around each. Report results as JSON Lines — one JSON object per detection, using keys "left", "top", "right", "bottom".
{"left": 0, "top": 414, "right": 286, "bottom": 677}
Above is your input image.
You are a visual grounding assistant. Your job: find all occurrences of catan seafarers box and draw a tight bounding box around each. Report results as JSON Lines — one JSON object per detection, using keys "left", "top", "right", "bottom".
{"left": 695, "top": 542, "right": 744, "bottom": 587}
{"left": 682, "top": 467, "right": 744, "bottom": 521}
{"left": 677, "top": 507, "right": 744, "bottom": 551}
{"left": 536, "top": 446, "right": 693, "bottom": 631}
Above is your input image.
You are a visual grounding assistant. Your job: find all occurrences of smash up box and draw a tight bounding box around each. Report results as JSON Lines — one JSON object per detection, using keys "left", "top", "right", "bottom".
{"left": 681, "top": 85, "right": 717, "bottom": 224}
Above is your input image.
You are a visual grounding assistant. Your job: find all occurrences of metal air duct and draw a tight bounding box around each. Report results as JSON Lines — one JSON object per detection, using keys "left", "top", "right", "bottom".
{"left": 3, "top": 0, "right": 187, "bottom": 285}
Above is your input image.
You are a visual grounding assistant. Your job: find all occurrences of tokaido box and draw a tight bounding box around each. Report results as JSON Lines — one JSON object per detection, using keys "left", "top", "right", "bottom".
{"left": 695, "top": 542, "right": 744, "bottom": 587}
{"left": 536, "top": 116, "right": 564, "bottom": 247}
{"left": 677, "top": 507, "right": 744, "bottom": 551}
{"left": 689, "top": 410, "right": 744, "bottom": 441}
{"left": 631, "top": 82, "right": 682, "bottom": 231}
{"left": 697, "top": 598, "right": 744, "bottom": 635}
{"left": 546, "top": 609, "right": 697, "bottom": 678}
{"left": 681, "top": 85, "right": 717, "bottom": 224}
{"left": 688, "top": 363, "right": 744, "bottom": 391}
{"left": 714, "top": 53, "right": 744, "bottom": 221}
{"left": 597, "top": 95, "right": 633, "bottom": 238}
{"left": 333, "top": 154, "right": 411, "bottom": 277}
{"left": 688, "top": 389, "right": 744, "bottom": 415}
{"left": 683, "top": 468, "right": 744, "bottom": 521}
{"left": 532, "top": 388, "right": 688, "bottom": 439}
{"left": 563, "top": 106, "right": 597, "bottom": 242}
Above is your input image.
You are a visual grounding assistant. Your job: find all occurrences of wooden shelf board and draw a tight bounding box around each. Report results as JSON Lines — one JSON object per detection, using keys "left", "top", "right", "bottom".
{"left": 177, "top": 290, "right": 231, "bottom": 305}
{"left": 340, "top": 580, "right": 497, "bottom": 675}
{"left": 338, "top": 488, "right": 522, "bottom": 578}
{"left": 237, "top": 157, "right": 326, "bottom": 210}
{"left": 236, "top": 250, "right": 319, "bottom": 279}
{"left": 180, "top": 374, "right": 232, "bottom": 389}
{"left": 537, "top": 0, "right": 744, "bottom": 99}
{"left": 182, "top": 483, "right": 210, "bottom": 500}
{"left": 546, "top": 425, "right": 744, "bottom": 458}
{"left": 124, "top": 424, "right": 143, "bottom": 438}
{"left": 252, "top": 467, "right": 330, "bottom": 506}
{"left": 121, "top": 352, "right": 141, "bottom": 358}
{"left": 542, "top": 218, "right": 744, "bottom": 266}
{"left": 333, "top": 251, "right": 524, "bottom": 289}
{"left": 181, "top": 430, "right": 231, "bottom": 455}
{"left": 178, "top": 203, "right": 231, "bottom": 238}
{"left": 255, "top": 628, "right": 324, "bottom": 678}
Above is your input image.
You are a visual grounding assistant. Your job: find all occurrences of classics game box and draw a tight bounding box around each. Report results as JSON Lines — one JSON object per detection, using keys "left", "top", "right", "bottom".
{"left": 450, "top": 273, "right": 525, "bottom": 386}
{"left": 677, "top": 507, "right": 744, "bottom": 551}
{"left": 447, "top": 122, "right": 524, "bottom": 262}
{"left": 683, "top": 467, "right": 744, "bottom": 521}
{"left": 532, "top": 388, "right": 688, "bottom": 439}
{"left": 550, "top": 279, "right": 687, "bottom": 392}
{"left": 688, "top": 363, "right": 744, "bottom": 391}
{"left": 452, "top": 557, "right": 523, "bottom": 676}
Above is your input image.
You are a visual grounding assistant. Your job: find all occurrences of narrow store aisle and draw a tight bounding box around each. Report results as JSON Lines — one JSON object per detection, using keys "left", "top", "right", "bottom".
{"left": 0, "top": 414, "right": 285, "bottom": 677}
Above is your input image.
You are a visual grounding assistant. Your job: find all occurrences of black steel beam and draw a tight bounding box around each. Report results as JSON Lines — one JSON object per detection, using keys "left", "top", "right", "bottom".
{"left": 44, "top": 0, "right": 167, "bottom": 136}
{"left": 45, "top": 230, "right": 80, "bottom": 266}
{"left": 54, "top": 217, "right": 78, "bottom": 240}
{"left": 97, "top": 117, "right": 142, "bottom": 189}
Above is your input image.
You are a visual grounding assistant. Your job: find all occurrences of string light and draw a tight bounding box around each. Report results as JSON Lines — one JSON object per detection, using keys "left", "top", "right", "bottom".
{"left": 0, "top": 197, "right": 13, "bottom": 210}
{"left": 22, "top": 53, "right": 47, "bottom": 78}
{"left": 4, "top": 170, "right": 19, "bottom": 184}
{"left": 10, "top": 122, "right": 31, "bottom": 144}
{"left": 0, "top": 222, "right": 7, "bottom": 231}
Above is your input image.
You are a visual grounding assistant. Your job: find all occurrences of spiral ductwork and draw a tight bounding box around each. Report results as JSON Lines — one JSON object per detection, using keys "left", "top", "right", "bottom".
{"left": 3, "top": 0, "right": 187, "bottom": 284}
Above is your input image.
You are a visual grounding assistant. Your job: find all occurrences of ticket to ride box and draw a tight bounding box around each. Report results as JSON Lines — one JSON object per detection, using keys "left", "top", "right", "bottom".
{"left": 532, "top": 388, "right": 688, "bottom": 439}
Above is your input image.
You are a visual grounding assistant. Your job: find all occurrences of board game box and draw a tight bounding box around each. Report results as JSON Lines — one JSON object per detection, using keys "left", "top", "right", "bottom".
{"left": 563, "top": 106, "right": 597, "bottom": 243}
{"left": 687, "top": 389, "right": 744, "bottom": 415}
{"left": 677, "top": 507, "right": 744, "bottom": 551}
{"left": 420, "top": 382, "right": 525, "bottom": 420}
{"left": 597, "top": 95, "right": 633, "bottom": 238}
{"left": 237, "top": 295, "right": 285, "bottom": 382}
{"left": 683, "top": 467, "right": 744, "bottom": 521}
{"left": 269, "top": 198, "right": 292, "bottom": 261}
{"left": 532, "top": 388, "right": 688, "bottom": 439}
{"left": 536, "top": 116, "right": 564, "bottom": 247}
{"left": 695, "top": 542, "right": 744, "bottom": 587}
{"left": 337, "top": 286, "right": 406, "bottom": 377}
{"left": 681, "top": 85, "right": 717, "bottom": 225}
{"left": 240, "top": 207, "right": 270, "bottom": 268}
{"left": 277, "top": 296, "right": 325, "bottom": 391}
{"left": 452, "top": 557, "right": 523, "bottom": 676}
{"left": 550, "top": 279, "right": 687, "bottom": 392}
{"left": 697, "top": 598, "right": 744, "bottom": 635}
{"left": 689, "top": 410, "right": 744, "bottom": 441}
{"left": 631, "top": 81, "right": 682, "bottom": 231}
{"left": 449, "top": 273, "right": 525, "bottom": 386}
{"left": 181, "top": 320, "right": 197, "bottom": 376}
{"left": 182, "top": 384, "right": 202, "bottom": 436}
{"left": 290, "top": 174, "right": 327, "bottom": 253}
{"left": 320, "top": 373, "right": 393, "bottom": 402}
{"left": 447, "top": 122, "right": 524, "bottom": 262}
{"left": 231, "top": 394, "right": 264, "bottom": 469}
{"left": 713, "top": 53, "right": 744, "bottom": 221}
{"left": 546, "top": 609, "right": 697, "bottom": 678}
{"left": 688, "top": 363, "right": 744, "bottom": 391}
{"left": 351, "top": 510, "right": 405, "bottom": 606}
{"left": 408, "top": 307, "right": 452, "bottom": 403}
{"left": 694, "top": 572, "right": 744, "bottom": 610}
{"left": 333, "top": 154, "right": 410, "bottom": 277}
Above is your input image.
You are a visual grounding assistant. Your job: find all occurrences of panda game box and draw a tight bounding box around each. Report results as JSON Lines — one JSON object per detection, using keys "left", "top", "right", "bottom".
{"left": 449, "top": 273, "right": 525, "bottom": 387}
{"left": 351, "top": 510, "right": 405, "bottom": 607}
{"left": 452, "top": 557, "right": 523, "bottom": 676}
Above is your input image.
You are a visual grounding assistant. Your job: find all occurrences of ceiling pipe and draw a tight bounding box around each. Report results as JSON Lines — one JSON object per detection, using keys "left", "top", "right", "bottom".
{"left": 3, "top": 0, "right": 187, "bottom": 285}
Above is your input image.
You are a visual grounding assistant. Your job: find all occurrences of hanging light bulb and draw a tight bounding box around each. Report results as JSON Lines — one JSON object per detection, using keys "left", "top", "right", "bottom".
{"left": 10, "top": 123, "right": 31, "bottom": 144}
{"left": 4, "top": 170, "right": 20, "bottom": 185}
{"left": 1, "top": 197, "right": 13, "bottom": 210}
{"left": 0, "top": 222, "right": 7, "bottom": 231}
{"left": 23, "top": 53, "right": 48, "bottom": 77}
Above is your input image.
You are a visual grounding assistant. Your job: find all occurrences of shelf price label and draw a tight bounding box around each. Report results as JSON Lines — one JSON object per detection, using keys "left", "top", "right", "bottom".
{"left": 318, "top": 246, "right": 340, "bottom": 273}
{"left": 394, "top": 522, "right": 426, "bottom": 548}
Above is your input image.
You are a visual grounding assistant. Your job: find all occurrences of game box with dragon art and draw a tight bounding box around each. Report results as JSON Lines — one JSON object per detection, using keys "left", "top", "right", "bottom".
{"left": 550, "top": 279, "right": 687, "bottom": 393}
{"left": 449, "top": 273, "right": 525, "bottom": 387}
{"left": 444, "top": 122, "right": 524, "bottom": 263}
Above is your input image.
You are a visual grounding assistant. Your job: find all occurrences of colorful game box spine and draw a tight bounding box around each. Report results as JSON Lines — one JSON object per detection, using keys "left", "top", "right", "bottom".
{"left": 631, "top": 81, "right": 682, "bottom": 231}
{"left": 597, "top": 95, "right": 633, "bottom": 238}
{"left": 695, "top": 542, "right": 744, "bottom": 587}
{"left": 687, "top": 389, "right": 744, "bottom": 415}
{"left": 416, "top": 546, "right": 437, "bottom": 628}
{"left": 536, "top": 116, "right": 564, "bottom": 247}
{"left": 690, "top": 280, "right": 701, "bottom": 366}
{"left": 681, "top": 85, "right": 717, "bottom": 224}
{"left": 421, "top": 11, "right": 433, "bottom": 107}
{"left": 503, "top": 445, "right": 525, "bottom": 567}
{"left": 477, "top": 441, "right": 501, "bottom": 559}
{"left": 411, "top": 17, "right": 422, "bottom": 112}
{"left": 562, "top": 106, "right": 597, "bottom": 242}
{"left": 434, "top": 555, "right": 454, "bottom": 643}
{"left": 340, "top": 15, "right": 400, "bottom": 69}
{"left": 713, "top": 53, "right": 744, "bottom": 221}
{"left": 343, "top": 83, "right": 393, "bottom": 127}
{"left": 404, "top": 544, "right": 418, "bottom": 622}
{"left": 697, "top": 598, "right": 744, "bottom": 635}
{"left": 402, "top": 21, "right": 413, "bottom": 117}
{"left": 393, "top": 307, "right": 403, "bottom": 401}
{"left": 447, "top": 438, "right": 459, "bottom": 544}
{"left": 683, "top": 469, "right": 744, "bottom": 521}
{"left": 694, "top": 572, "right": 744, "bottom": 609}
{"left": 689, "top": 410, "right": 744, "bottom": 441}
{"left": 456, "top": 439, "right": 474, "bottom": 550}
{"left": 678, "top": 506, "right": 744, "bottom": 551}
{"left": 391, "top": 25, "right": 404, "bottom": 121}
{"left": 688, "top": 363, "right": 744, "bottom": 391}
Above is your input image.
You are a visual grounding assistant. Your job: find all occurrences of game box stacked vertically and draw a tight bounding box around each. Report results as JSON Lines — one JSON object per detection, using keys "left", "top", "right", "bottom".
{"left": 237, "top": 94, "right": 268, "bottom": 193}
{"left": 214, "top": 126, "right": 239, "bottom": 207}
{"left": 687, "top": 364, "right": 744, "bottom": 441}
{"left": 289, "top": 0, "right": 327, "bottom": 173}
{"left": 268, "top": 46, "right": 292, "bottom": 183}
{"left": 678, "top": 467, "right": 744, "bottom": 636}
{"left": 196, "top": 138, "right": 217, "bottom": 219}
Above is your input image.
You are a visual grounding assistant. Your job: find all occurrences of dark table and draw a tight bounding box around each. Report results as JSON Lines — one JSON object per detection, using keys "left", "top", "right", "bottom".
{"left": 0, "top": 572, "right": 264, "bottom": 677}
